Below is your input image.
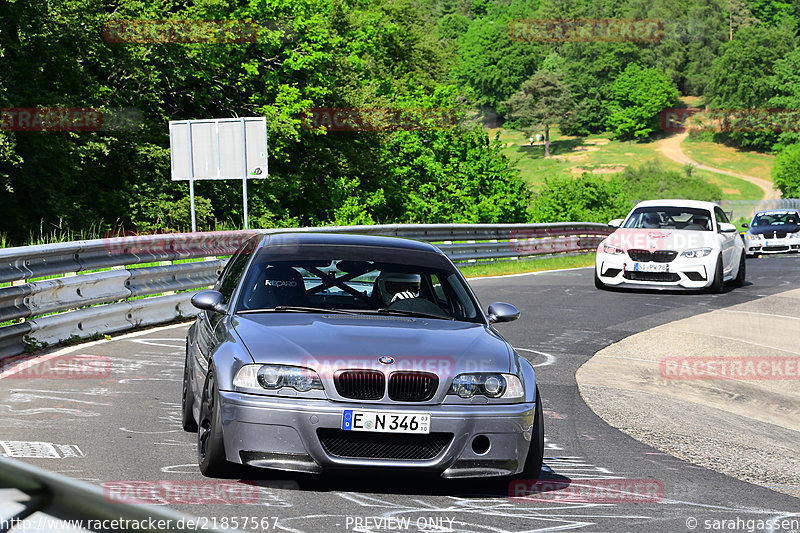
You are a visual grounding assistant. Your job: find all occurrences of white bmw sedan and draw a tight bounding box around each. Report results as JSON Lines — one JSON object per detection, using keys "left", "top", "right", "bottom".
{"left": 595, "top": 200, "right": 746, "bottom": 292}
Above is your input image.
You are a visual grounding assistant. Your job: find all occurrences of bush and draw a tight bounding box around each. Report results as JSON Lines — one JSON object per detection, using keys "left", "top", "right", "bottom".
{"left": 528, "top": 174, "right": 629, "bottom": 224}
{"left": 621, "top": 160, "right": 723, "bottom": 203}
{"left": 772, "top": 143, "right": 800, "bottom": 198}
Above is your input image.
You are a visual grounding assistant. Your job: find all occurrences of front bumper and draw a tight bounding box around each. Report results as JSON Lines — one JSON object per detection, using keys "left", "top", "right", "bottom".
{"left": 595, "top": 252, "right": 716, "bottom": 289}
{"left": 744, "top": 236, "right": 800, "bottom": 255}
{"left": 218, "top": 391, "right": 536, "bottom": 478}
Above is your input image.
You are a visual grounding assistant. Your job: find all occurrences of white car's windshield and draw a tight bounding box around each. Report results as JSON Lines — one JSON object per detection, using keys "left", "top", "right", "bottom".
{"left": 623, "top": 207, "right": 713, "bottom": 231}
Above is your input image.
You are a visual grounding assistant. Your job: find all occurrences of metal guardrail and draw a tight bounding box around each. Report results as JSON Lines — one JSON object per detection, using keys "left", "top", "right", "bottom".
{"left": 0, "top": 223, "right": 612, "bottom": 358}
{"left": 0, "top": 456, "right": 232, "bottom": 532}
{"left": 720, "top": 198, "right": 800, "bottom": 222}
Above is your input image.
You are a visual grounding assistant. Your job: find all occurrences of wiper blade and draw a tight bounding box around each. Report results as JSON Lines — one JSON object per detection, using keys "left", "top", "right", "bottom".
{"left": 238, "top": 306, "right": 357, "bottom": 315}
{"left": 374, "top": 308, "right": 454, "bottom": 320}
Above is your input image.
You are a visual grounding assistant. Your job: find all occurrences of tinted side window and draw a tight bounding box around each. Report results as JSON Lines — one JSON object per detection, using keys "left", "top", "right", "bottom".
{"left": 714, "top": 207, "right": 730, "bottom": 228}
{"left": 217, "top": 239, "right": 256, "bottom": 304}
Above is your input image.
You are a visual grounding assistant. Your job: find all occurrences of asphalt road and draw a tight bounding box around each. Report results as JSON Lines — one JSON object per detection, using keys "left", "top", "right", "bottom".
{"left": 2, "top": 255, "right": 800, "bottom": 533}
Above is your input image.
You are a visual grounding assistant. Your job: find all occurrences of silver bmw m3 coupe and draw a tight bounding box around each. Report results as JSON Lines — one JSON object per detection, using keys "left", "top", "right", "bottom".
{"left": 182, "top": 232, "right": 543, "bottom": 480}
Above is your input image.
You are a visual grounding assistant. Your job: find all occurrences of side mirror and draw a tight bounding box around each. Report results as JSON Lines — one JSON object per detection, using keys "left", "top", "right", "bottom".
{"left": 719, "top": 222, "right": 737, "bottom": 233}
{"left": 191, "top": 290, "right": 227, "bottom": 313}
{"left": 741, "top": 223, "right": 749, "bottom": 228}
{"left": 608, "top": 219, "right": 623, "bottom": 228}
{"left": 487, "top": 302, "right": 520, "bottom": 324}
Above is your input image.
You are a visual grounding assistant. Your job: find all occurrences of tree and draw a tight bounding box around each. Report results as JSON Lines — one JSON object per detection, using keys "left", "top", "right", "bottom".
{"left": 606, "top": 64, "right": 678, "bottom": 140}
{"left": 705, "top": 24, "right": 796, "bottom": 150}
{"left": 772, "top": 144, "right": 800, "bottom": 198}
{"left": 505, "top": 70, "right": 575, "bottom": 157}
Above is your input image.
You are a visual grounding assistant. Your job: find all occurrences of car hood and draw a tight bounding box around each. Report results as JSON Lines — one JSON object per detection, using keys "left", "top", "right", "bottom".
{"left": 232, "top": 313, "right": 512, "bottom": 376}
{"left": 747, "top": 224, "right": 800, "bottom": 236}
{"left": 605, "top": 228, "right": 719, "bottom": 252}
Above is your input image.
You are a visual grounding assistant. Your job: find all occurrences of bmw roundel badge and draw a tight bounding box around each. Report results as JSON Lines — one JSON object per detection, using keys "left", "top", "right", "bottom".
{"left": 379, "top": 356, "right": 394, "bottom": 365}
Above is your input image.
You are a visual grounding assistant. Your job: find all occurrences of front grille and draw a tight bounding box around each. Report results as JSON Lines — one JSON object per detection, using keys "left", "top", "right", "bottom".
{"left": 388, "top": 372, "right": 438, "bottom": 402}
{"left": 627, "top": 249, "right": 677, "bottom": 262}
{"left": 763, "top": 245, "right": 790, "bottom": 252}
{"left": 335, "top": 370, "right": 385, "bottom": 400}
{"left": 627, "top": 249, "right": 651, "bottom": 261}
{"left": 623, "top": 271, "right": 680, "bottom": 282}
{"left": 317, "top": 429, "right": 453, "bottom": 460}
{"left": 652, "top": 250, "right": 678, "bottom": 262}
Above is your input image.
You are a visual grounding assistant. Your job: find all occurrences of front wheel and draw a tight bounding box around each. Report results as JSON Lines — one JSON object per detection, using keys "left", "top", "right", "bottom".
{"left": 707, "top": 255, "right": 724, "bottom": 294}
{"left": 181, "top": 351, "right": 198, "bottom": 432}
{"left": 733, "top": 251, "right": 746, "bottom": 287}
{"left": 519, "top": 387, "right": 544, "bottom": 480}
{"left": 594, "top": 270, "right": 606, "bottom": 290}
{"left": 197, "top": 371, "right": 229, "bottom": 477}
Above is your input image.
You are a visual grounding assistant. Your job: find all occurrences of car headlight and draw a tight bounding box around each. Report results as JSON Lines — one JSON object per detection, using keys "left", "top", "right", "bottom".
{"left": 680, "top": 247, "right": 713, "bottom": 258}
{"left": 600, "top": 242, "right": 624, "bottom": 255}
{"left": 448, "top": 373, "right": 524, "bottom": 399}
{"left": 233, "top": 364, "right": 323, "bottom": 392}
{"left": 745, "top": 234, "right": 761, "bottom": 240}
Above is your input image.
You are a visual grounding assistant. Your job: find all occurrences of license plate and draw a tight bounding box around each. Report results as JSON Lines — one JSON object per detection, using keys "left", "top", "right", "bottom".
{"left": 633, "top": 262, "right": 668, "bottom": 272}
{"left": 765, "top": 240, "right": 769, "bottom": 246}
{"left": 342, "top": 410, "right": 430, "bottom": 434}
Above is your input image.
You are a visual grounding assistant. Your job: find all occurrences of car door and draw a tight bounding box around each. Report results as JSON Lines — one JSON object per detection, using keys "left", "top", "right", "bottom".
{"left": 714, "top": 206, "right": 736, "bottom": 273}
{"left": 193, "top": 238, "right": 256, "bottom": 384}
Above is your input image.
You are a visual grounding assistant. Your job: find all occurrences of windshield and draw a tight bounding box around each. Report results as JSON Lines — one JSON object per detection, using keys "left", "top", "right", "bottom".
{"left": 623, "top": 207, "right": 714, "bottom": 231}
{"left": 750, "top": 211, "right": 800, "bottom": 227}
{"left": 234, "top": 247, "right": 481, "bottom": 322}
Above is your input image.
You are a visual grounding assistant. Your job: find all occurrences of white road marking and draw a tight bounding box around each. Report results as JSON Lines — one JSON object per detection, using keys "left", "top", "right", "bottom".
{"left": 516, "top": 348, "right": 557, "bottom": 368}
{"left": 0, "top": 441, "right": 84, "bottom": 459}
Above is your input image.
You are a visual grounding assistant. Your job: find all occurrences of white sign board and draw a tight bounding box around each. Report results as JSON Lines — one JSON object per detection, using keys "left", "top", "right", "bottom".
{"left": 169, "top": 117, "right": 267, "bottom": 180}
{"left": 168, "top": 117, "right": 268, "bottom": 231}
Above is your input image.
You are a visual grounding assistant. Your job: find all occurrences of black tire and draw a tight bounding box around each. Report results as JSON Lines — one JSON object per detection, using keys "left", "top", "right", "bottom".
{"left": 707, "top": 255, "right": 724, "bottom": 294}
{"left": 519, "top": 387, "right": 544, "bottom": 480}
{"left": 181, "top": 351, "right": 198, "bottom": 432}
{"left": 594, "top": 270, "right": 606, "bottom": 290}
{"left": 733, "top": 251, "right": 746, "bottom": 287}
{"left": 197, "top": 371, "right": 229, "bottom": 477}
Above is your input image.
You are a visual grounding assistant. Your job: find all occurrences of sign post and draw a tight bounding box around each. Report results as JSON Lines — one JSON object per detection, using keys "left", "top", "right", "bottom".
{"left": 169, "top": 117, "right": 267, "bottom": 231}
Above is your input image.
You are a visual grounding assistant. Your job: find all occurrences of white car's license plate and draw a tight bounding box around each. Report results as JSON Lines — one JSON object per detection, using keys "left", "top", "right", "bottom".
{"left": 633, "top": 262, "right": 668, "bottom": 272}
{"left": 342, "top": 410, "right": 430, "bottom": 434}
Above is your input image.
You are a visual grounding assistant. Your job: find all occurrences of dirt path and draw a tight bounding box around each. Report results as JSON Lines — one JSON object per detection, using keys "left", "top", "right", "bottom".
{"left": 653, "top": 131, "right": 779, "bottom": 200}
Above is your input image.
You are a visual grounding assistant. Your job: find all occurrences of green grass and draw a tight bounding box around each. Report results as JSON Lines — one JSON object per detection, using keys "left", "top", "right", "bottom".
{"left": 458, "top": 253, "right": 595, "bottom": 278}
{"left": 683, "top": 136, "right": 774, "bottom": 181}
{"left": 495, "top": 126, "right": 771, "bottom": 201}
{"left": 693, "top": 169, "right": 764, "bottom": 200}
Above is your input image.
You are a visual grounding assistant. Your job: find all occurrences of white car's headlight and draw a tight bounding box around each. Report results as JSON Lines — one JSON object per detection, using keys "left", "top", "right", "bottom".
{"left": 745, "top": 234, "right": 761, "bottom": 240}
{"left": 600, "top": 243, "right": 624, "bottom": 255}
{"left": 448, "top": 373, "right": 524, "bottom": 399}
{"left": 681, "top": 248, "right": 713, "bottom": 258}
{"left": 233, "top": 364, "right": 324, "bottom": 392}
